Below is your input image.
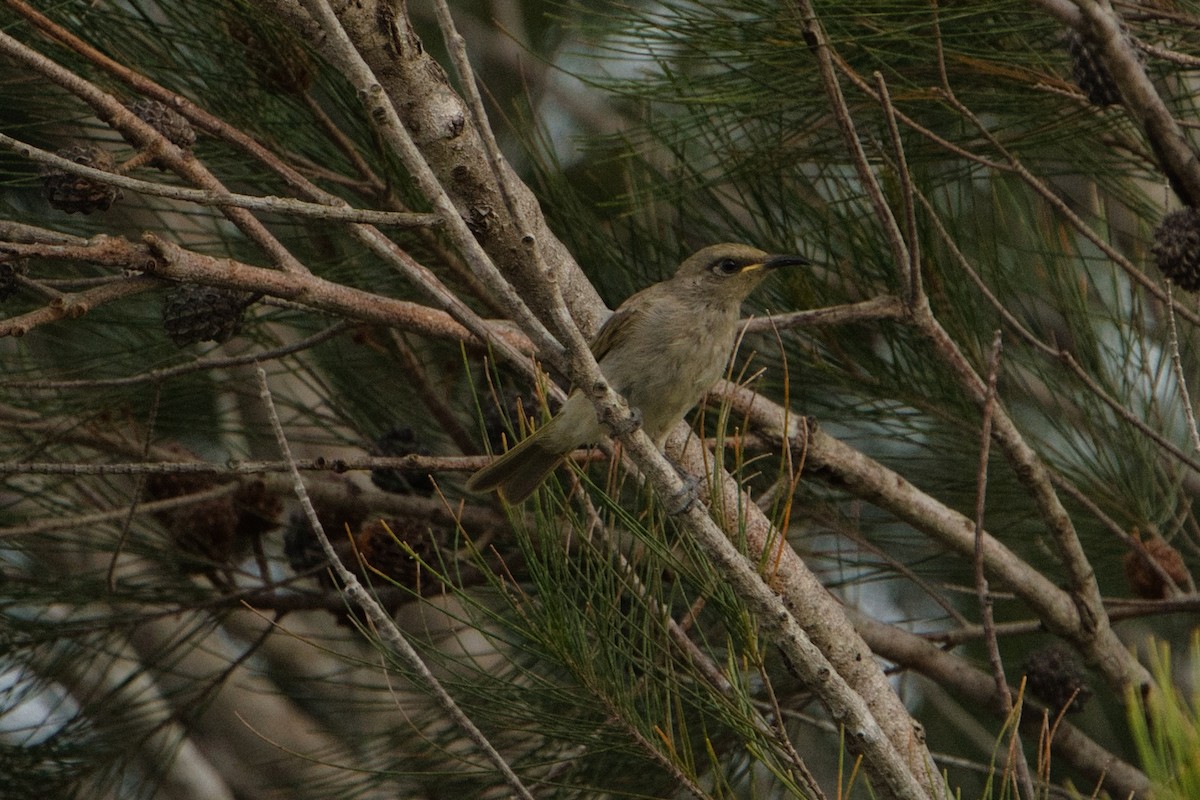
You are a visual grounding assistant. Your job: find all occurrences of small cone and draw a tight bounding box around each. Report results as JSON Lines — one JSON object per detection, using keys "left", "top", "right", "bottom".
{"left": 353, "top": 517, "right": 444, "bottom": 595}
{"left": 1123, "top": 531, "right": 1191, "bottom": 599}
{"left": 1023, "top": 644, "right": 1092, "bottom": 714}
{"left": 42, "top": 144, "right": 122, "bottom": 214}
{"left": 1067, "top": 30, "right": 1121, "bottom": 107}
{"left": 126, "top": 98, "right": 196, "bottom": 150}
{"left": 162, "top": 284, "right": 254, "bottom": 346}
{"left": 1152, "top": 208, "right": 1200, "bottom": 292}
{"left": 369, "top": 427, "right": 435, "bottom": 496}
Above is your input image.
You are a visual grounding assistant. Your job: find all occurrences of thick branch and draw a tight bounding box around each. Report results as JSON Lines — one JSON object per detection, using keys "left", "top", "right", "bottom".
{"left": 850, "top": 612, "right": 1150, "bottom": 799}
{"left": 0, "top": 234, "right": 528, "bottom": 355}
{"left": 1067, "top": 0, "right": 1200, "bottom": 205}
{"left": 713, "top": 382, "right": 1150, "bottom": 689}
{"left": 252, "top": 0, "right": 606, "bottom": 338}
{"left": 667, "top": 426, "right": 944, "bottom": 798}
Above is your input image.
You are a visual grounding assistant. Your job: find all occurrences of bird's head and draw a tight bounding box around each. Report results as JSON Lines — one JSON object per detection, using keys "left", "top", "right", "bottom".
{"left": 672, "top": 242, "right": 810, "bottom": 302}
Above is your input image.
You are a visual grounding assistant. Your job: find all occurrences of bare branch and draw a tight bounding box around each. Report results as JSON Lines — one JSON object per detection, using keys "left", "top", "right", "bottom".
{"left": 849, "top": 610, "right": 1150, "bottom": 798}
{"left": 0, "top": 273, "right": 162, "bottom": 338}
{"left": 257, "top": 367, "right": 536, "bottom": 800}
{"left": 741, "top": 296, "right": 906, "bottom": 334}
{"left": 0, "top": 132, "right": 442, "bottom": 228}
{"left": 972, "top": 333, "right": 1036, "bottom": 800}
{"left": 5, "top": 323, "right": 352, "bottom": 390}
{"left": 0, "top": 20, "right": 310, "bottom": 275}
{"left": 1063, "top": 1, "right": 1200, "bottom": 205}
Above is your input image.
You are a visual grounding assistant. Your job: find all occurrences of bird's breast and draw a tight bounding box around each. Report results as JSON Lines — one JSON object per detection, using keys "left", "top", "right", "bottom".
{"left": 599, "top": 300, "right": 739, "bottom": 442}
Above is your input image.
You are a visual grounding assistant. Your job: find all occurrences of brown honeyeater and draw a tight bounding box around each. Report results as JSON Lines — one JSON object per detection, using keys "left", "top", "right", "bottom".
{"left": 467, "top": 243, "right": 810, "bottom": 502}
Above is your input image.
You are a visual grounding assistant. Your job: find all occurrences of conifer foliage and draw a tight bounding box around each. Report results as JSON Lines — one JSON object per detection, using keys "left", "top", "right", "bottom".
{"left": 0, "top": 2, "right": 1198, "bottom": 799}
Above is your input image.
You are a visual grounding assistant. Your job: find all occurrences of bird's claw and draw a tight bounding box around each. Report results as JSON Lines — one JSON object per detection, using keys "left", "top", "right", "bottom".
{"left": 666, "top": 474, "right": 700, "bottom": 515}
{"left": 602, "top": 403, "right": 643, "bottom": 437}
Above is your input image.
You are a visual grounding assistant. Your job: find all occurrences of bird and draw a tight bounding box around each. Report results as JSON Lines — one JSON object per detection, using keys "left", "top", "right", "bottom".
{"left": 467, "top": 243, "right": 809, "bottom": 502}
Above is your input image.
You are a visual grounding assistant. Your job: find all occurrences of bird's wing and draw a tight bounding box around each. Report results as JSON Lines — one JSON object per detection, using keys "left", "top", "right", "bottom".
{"left": 590, "top": 292, "right": 647, "bottom": 362}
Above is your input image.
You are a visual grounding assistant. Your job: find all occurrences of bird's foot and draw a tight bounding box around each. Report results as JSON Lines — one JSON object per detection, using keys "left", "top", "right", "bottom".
{"left": 665, "top": 474, "right": 700, "bottom": 515}
{"left": 601, "top": 402, "right": 643, "bottom": 437}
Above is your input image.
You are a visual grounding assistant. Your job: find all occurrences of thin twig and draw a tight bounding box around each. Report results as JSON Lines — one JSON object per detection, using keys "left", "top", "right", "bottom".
{"left": 1050, "top": 473, "right": 1190, "bottom": 597}
{"left": 0, "top": 220, "right": 86, "bottom": 245}
{"left": 0, "top": 274, "right": 162, "bottom": 338}
{"left": 972, "top": 332, "right": 1036, "bottom": 800}
{"left": 300, "top": 92, "right": 387, "bottom": 191}
{"left": 1163, "top": 283, "right": 1200, "bottom": 453}
{"left": 0, "top": 482, "right": 238, "bottom": 540}
{"left": 256, "top": 366, "right": 536, "bottom": 800}
{"left": 108, "top": 383, "right": 162, "bottom": 591}
{"left": 1136, "top": 39, "right": 1200, "bottom": 69}
{"left": 809, "top": 508, "right": 969, "bottom": 626}
{"left": 0, "top": 475, "right": 507, "bottom": 542}
{"left": 0, "top": 454, "right": 491, "bottom": 476}
{"left": 431, "top": 0, "right": 521, "bottom": 232}
{"left": 388, "top": 331, "right": 479, "bottom": 454}
{"left": 924, "top": 593, "right": 1200, "bottom": 646}
{"left": 741, "top": 296, "right": 906, "bottom": 334}
{"left": 790, "top": 0, "right": 910, "bottom": 278}
{"left": 0, "top": 132, "right": 441, "bottom": 227}
{"left": 0, "top": 20, "right": 309, "bottom": 275}
{"left": 6, "top": 322, "right": 351, "bottom": 390}
{"left": 296, "top": 0, "right": 560, "bottom": 361}
{"left": 874, "top": 73, "right": 922, "bottom": 306}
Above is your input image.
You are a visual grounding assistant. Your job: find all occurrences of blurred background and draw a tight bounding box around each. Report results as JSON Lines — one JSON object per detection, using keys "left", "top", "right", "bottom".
{"left": 0, "top": 1, "right": 1197, "bottom": 798}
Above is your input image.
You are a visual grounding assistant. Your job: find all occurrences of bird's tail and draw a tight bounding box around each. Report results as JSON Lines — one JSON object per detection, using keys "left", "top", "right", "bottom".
{"left": 466, "top": 417, "right": 569, "bottom": 503}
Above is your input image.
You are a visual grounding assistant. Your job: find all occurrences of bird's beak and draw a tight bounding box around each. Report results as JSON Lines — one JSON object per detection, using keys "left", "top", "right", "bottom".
{"left": 762, "top": 254, "right": 811, "bottom": 270}
{"left": 741, "top": 254, "right": 810, "bottom": 273}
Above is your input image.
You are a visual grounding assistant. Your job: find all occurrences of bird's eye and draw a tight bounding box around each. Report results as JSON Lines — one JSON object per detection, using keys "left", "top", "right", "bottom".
{"left": 713, "top": 258, "right": 741, "bottom": 275}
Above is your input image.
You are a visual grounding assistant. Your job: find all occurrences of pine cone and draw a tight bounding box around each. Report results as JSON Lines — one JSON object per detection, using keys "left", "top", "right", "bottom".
{"left": 1067, "top": 31, "right": 1121, "bottom": 106}
{"left": 282, "top": 495, "right": 367, "bottom": 580}
{"left": 283, "top": 513, "right": 329, "bottom": 575}
{"left": 370, "top": 427, "right": 436, "bottom": 496}
{"left": 232, "top": 479, "right": 282, "bottom": 540}
{"left": 145, "top": 469, "right": 240, "bottom": 570}
{"left": 41, "top": 144, "right": 122, "bottom": 214}
{"left": 481, "top": 392, "right": 534, "bottom": 454}
{"left": 126, "top": 98, "right": 196, "bottom": 150}
{"left": 162, "top": 284, "right": 254, "bottom": 346}
{"left": 168, "top": 495, "right": 241, "bottom": 568}
{"left": 353, "top": 517, "right": 444, "bottom": 594}
{"left": 1152, "top": 208, "right": 1200, "bottom": 292}
{"left": 1023, "top": 644, "right": 1092, "bottom": 714}
{"left": 0, "top": 260, "right": 27, "bottom": 302}
{"left": 1123, "top": 532, "right": 1191, "bottom": 599}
